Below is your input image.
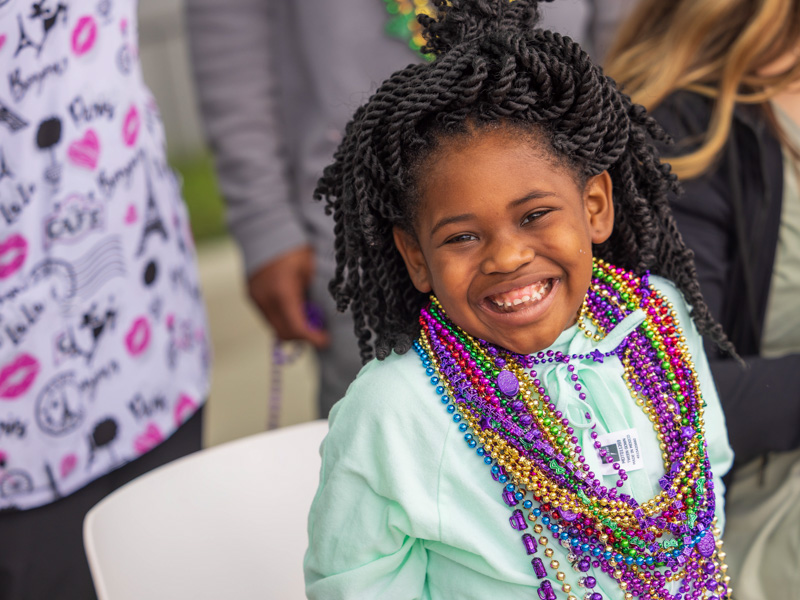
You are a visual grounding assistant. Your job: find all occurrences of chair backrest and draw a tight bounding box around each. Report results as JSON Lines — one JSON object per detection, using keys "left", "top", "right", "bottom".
{"left": 84, "top": 420, "right": 328, "bottom": 600}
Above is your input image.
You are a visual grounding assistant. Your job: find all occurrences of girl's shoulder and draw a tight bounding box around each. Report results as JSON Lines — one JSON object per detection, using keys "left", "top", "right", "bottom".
{"left": 318, "top": 350, "right": 453, "bottom": 496}
{"left": 331, "top": 351, "right": 431, "bottom": 418}
{"left": 326, "top": 349, "right": 449, "bottom": 449}
{"left": 649, "top": 274, "right": 684, "bottom": 302}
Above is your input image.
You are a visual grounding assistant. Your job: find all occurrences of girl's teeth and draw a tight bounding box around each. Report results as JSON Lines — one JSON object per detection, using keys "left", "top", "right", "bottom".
{"left": 491, "top": 280, "right": 553, "bottom": 310}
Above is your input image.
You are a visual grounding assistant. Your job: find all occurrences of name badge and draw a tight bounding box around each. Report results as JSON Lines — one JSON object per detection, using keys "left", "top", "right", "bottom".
{"left": 596, "top": 428, "right": 643, "bottom": 475}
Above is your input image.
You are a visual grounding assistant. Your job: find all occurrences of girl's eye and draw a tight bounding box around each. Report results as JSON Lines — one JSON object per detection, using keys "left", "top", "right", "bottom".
{"left": 521, "top": 210, "right": 549, "bottom": 225}
{"left": 444, "top": 233, "right": 477, "bottom": 244}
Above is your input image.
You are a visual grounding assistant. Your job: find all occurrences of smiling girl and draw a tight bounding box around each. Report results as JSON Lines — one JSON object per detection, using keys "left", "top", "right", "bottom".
{"left": 304, "top": 2, "right": 734, "bottom": 599}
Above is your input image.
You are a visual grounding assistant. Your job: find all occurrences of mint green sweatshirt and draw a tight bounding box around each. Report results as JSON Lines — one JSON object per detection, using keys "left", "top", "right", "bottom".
{"left": 305, "top": 277, "right": 733, "bottom": 599}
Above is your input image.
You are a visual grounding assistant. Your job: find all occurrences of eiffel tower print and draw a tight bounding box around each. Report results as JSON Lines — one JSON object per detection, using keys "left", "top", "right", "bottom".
{"left": 136, "top": 169, "right": 169, "bottom": 256}
{"left": 14, "top": 13, "right": 39, "bottom": 56}
{"left": 0, "top": 100, "right": 29, "bottom": 133}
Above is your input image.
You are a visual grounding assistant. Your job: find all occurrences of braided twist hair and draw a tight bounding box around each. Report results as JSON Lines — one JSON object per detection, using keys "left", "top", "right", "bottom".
{"left": 316, "top": 0, "right": 733, "bottom": 363}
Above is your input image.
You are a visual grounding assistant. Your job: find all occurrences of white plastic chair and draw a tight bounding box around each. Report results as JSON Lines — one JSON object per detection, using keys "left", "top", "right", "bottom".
{"left": 83, "top": 419, "right": 328, "bottom": 600}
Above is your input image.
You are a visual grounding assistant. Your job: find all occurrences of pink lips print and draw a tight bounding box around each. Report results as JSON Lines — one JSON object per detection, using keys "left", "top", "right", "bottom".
{"left": 71, "top": 15, "right": 98, "bottom": 56}
{"left": 67, "top": 129, "right": 100, "bottom": 170}
{"left": 0, "top": 233, "right": 28, "bottom": 279}
{"left": 122, "top": 105, "right": 140, "bottom": 147}
{"left": 125, "top": 316, "right": 151, "bottom": 356}
{"left": 0, "top": 354, "right": 40, "bottom": 400}
{"left": 134, "top": 423, "right": 163, "bottom": 455}
{"left": 174, "top": 394, "right": 197, "bottom": 426}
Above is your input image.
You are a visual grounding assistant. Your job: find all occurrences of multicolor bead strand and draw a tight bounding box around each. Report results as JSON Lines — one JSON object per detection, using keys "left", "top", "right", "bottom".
{"left": 413, "top": 259, "right": 731, "bottom": 599}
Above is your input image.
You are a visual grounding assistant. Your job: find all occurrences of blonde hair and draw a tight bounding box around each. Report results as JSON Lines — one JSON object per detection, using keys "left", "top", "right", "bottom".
{"left": 605, "top": 0, "right": 800, "bottom": 179}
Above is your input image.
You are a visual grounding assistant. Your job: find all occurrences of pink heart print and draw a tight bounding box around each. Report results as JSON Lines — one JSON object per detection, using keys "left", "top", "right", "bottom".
{"left": 124, "top": 204, "right": 137, "bottom": 224}
{"left": 60, "top": 454, "right": 77, "bottom": 478}
{"left": 67, "top": 129, "right": 100, "bottom": 169}
{"left": 0, "top": 35, "right": 7, "bottom": 52}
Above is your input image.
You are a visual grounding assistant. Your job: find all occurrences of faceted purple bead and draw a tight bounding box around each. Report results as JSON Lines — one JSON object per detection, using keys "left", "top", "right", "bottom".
{"left": 532, "top": 557, "right": 547, "bottom": 578}
{"left": 584, "top": 576, "right": 597, "bottom": 588}
{"left": 696, "top": 531, "right": 715, "bottom": 558}
{"left": 496, "top": 370, "right": 520, "bottom": 397}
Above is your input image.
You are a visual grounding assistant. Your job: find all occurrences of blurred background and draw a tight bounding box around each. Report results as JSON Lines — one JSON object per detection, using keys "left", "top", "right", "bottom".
{"left": 137, "top": 0, "right": 318, "bottom": 447}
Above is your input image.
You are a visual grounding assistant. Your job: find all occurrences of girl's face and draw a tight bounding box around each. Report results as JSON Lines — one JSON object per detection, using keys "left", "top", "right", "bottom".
{"left": 394, "top": 127, "right": 614, "bottom": 355}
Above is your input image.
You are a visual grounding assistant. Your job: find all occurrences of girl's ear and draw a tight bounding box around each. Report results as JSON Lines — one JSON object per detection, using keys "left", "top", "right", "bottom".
{"left": 393, "top": 226, "right": 433, "bottom": 293}
{"left": 584, "top": 170, "right": 615, "bottom": 244}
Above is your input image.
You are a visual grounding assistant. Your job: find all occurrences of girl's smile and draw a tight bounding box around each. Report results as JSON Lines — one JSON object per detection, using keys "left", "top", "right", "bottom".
{"left": 484, "top": 277, "right": 555, "bottom": 312}
{"left": 394, "top": 126, "right": 615, "bottom": 355}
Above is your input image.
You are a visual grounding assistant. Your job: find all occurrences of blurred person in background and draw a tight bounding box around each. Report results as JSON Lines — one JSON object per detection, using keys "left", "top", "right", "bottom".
{"left": 185, "top": 0, "right": 421, "bottom": 419}
{"left": 538, "top": 0, "right": 632, "bottom": 61}
{"left": 606, "top": 1, "right": 800, "bottom": 597}
{"left": 185, "top": 0, "right": 629, "bottom": 418}
{"left": 0, "top": 1, "right": 209, "bottom": 597}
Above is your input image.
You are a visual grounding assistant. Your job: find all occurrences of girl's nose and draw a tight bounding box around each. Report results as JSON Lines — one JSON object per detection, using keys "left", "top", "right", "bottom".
{"left": 481, "top": 236, "right": 535, "bottom": 274}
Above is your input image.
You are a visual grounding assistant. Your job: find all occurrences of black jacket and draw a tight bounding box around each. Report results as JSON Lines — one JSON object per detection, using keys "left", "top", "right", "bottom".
{"left": 652, "top": 91, "right": 800, "bottom": 466}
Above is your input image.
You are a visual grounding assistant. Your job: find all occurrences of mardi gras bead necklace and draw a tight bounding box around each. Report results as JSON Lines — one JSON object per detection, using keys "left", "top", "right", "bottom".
{"left": 413, "top": 259, "right": 731, "bottom": 600}
{"left": 381, "top": 0, "right": 518, "bottom": 59}
{"left": 382, "top": 0, "right": 436, "bottom": 58}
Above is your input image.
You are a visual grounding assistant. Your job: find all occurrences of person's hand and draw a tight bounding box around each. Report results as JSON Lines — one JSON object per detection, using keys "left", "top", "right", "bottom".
{"left": 247, "top": 245, "right": 330, "bottom": 349}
